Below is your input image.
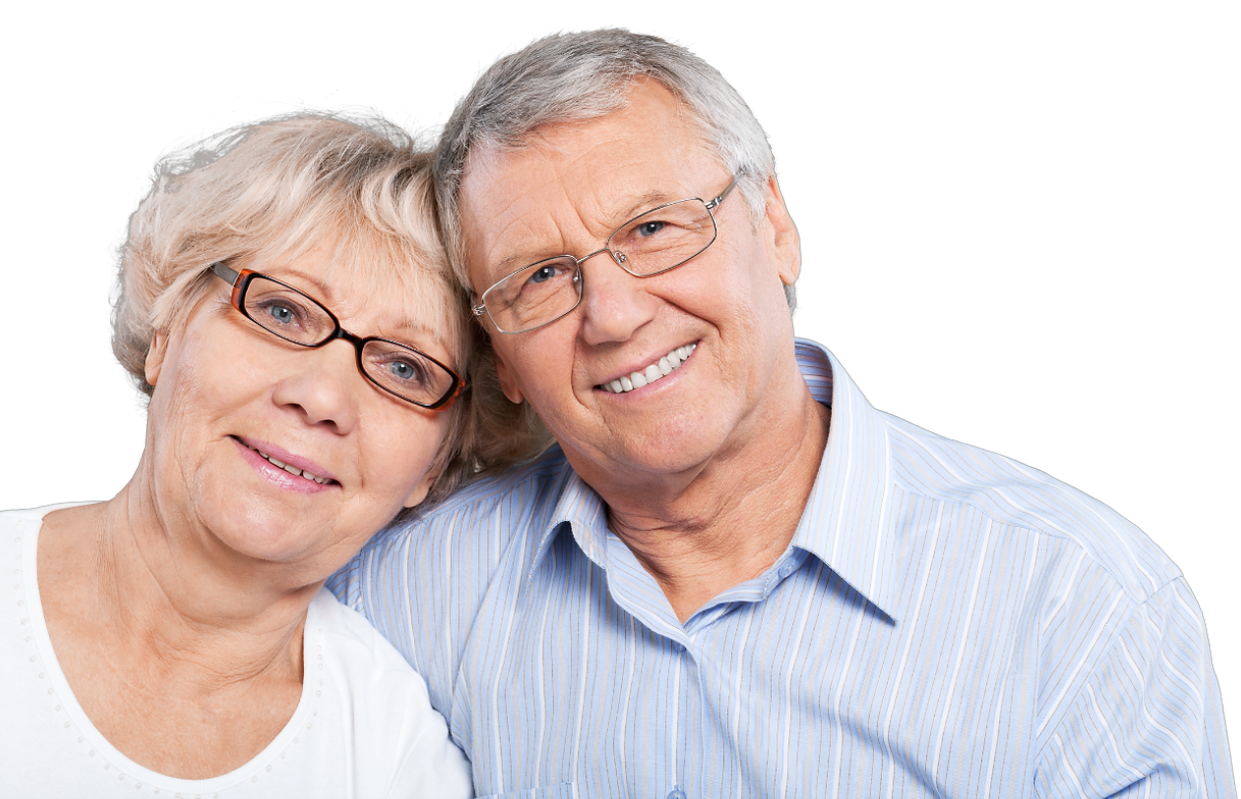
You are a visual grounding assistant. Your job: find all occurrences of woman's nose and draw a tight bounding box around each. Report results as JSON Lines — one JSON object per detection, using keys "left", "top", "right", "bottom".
{"left": 270, "top": 340, "right": 362, "bottom": 434}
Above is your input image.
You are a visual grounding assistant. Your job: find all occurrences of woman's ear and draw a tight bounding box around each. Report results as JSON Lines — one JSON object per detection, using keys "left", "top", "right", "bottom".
{"left": 402, "top": 470, "right": 439, "bottom": 509}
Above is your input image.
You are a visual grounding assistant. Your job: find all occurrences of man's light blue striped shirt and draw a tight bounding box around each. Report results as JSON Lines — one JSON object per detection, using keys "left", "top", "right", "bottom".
{"left": 329, "top": 340, "right": 1234, "bottom": 797}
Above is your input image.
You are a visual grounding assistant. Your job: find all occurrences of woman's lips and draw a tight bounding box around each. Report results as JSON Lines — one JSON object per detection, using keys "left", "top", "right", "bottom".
{"left": 232, "top": 436, "right": 338, "bottom": 492}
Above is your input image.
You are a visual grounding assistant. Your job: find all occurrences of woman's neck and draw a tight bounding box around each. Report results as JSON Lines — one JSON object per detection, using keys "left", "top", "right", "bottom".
{"left": 37, "top": 484, "right": 313, "bottom": 778}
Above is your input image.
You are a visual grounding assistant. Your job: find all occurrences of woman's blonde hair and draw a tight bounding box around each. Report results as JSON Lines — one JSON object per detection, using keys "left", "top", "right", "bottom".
{"left": 112, "top": 112, "right": 529, "bottom": 505}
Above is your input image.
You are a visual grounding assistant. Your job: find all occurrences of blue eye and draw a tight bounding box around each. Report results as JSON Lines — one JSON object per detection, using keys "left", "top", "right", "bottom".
{"left": 637, "top": 220, "right": 665, "bottom": 237}
{"left": 529, "top": 265, "right": 559, "bottom": 284}
{"left": 387, "top": 358, "right": 428, "bottom": 385}
{"left": 267, "top": 304, "right": 296, "bottom": 325}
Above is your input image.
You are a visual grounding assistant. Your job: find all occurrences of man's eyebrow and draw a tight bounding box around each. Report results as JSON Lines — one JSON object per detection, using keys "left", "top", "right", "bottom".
{"left": 488, "top": 189, "right": 686, "bottom": 276}
{"left": 614, "top": 190, "right": 677, "bottom": 220}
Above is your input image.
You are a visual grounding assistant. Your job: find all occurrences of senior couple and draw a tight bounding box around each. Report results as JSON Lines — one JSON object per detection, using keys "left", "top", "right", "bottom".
{"left": 2, "top": 28, "right": 1233, "bottom": 798}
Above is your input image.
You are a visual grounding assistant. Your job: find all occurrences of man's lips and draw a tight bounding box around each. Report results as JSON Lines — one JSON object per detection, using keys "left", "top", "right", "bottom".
{"left": 231, "top": 436, "right": 338, "bottom": 486}
{"left": 598, "top": 342, "right": 697, "bottom": 394}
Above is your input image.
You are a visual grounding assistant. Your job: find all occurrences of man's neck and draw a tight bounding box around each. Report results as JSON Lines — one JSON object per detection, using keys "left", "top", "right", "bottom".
{"left": 593, "top": 388, "right": 831, "bottom": 624}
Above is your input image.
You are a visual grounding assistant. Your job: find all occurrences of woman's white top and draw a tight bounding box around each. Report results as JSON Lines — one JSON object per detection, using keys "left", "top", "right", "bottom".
{"left": 0, "top": 505, "right": 472, "bottom": 798}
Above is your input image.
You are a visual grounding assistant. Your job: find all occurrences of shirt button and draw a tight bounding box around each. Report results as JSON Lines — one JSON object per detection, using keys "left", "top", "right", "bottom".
{"left": 667, "top": 787, "right": 687, "bottom": 799}
{"left": 779, "top": 561, "right": 796, "bottom": 578}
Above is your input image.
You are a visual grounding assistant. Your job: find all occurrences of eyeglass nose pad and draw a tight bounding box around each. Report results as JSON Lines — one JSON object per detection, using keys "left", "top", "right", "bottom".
{"left": 613, "top": 250, "right": 627, "bottom": 264}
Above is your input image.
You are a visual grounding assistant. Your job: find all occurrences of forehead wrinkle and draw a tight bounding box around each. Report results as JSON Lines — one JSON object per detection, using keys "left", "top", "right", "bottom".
{"left": 466, "top": 155, "right": 586, "bottom": 277}
{"left": 465, "top": 104, "right": 725, "bottom": 280}
{"left": 309, "top": 260, "right": 461, "bottom": 362}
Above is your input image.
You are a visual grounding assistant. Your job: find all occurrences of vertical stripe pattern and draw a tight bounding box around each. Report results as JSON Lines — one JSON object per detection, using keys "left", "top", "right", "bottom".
{"left": 329, "top": 340, "right": 1235, "bottom": 798}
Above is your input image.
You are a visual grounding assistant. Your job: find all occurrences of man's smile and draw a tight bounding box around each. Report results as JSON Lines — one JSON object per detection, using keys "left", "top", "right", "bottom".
{"left": 598, "top": 342, "right": 697, "bottom": 394}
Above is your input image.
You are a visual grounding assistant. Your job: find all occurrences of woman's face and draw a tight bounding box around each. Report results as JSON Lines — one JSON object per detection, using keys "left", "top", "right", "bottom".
{"left": 141, "top": 243, "right": 459, "bottom": 581}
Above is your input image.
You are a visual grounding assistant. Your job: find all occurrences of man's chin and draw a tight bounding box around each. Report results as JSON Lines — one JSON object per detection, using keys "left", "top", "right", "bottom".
{"left": 563, "top": 431, "right": 732, "bottom": 486}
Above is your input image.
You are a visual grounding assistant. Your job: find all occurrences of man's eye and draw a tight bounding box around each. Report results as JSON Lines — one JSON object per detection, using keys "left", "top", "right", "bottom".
{"left": 528, "top": 264, "right": 561, "bottom": 284}
{"left": 637, "top": 220, "right": 666, "bottom": 237}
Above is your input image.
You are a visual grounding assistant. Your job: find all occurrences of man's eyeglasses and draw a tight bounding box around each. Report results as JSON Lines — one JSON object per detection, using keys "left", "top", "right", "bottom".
{"left": 472, "top": 176, "right": 738, "bottom": 334}
{"left": 210, "top": 262, "right": 464, "bottom": 410}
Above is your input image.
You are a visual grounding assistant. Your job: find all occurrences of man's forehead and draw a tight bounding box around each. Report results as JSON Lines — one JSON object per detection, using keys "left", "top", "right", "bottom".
{"left": 456, "top": 81, "right": 730, "bottom": 279}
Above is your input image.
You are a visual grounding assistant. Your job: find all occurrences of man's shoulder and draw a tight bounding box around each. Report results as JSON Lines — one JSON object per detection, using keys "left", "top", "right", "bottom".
{"left": 355, "top": 445, "right": 576, "bottom": 561}
{"left": 325, "top": 445, "right": 580, "bottom": 674}
{"left": 879, "top": 411, "right": 1181, "bottom": 603}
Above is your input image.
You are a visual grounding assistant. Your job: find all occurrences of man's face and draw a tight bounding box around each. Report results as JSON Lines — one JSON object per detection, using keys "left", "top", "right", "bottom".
{"left": 459, "top": 81, "right": 801, "bottom": 485}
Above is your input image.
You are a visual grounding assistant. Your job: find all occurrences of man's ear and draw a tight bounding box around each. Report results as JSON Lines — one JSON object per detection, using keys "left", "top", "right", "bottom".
{"left": 144, "top": 331, "right": 169, "bottom": 388}
{"left": 494, "top": 348, "right": 526, "bottom": 405}
{"left": 762, "top": 175, "right": 801, "bottom": 287}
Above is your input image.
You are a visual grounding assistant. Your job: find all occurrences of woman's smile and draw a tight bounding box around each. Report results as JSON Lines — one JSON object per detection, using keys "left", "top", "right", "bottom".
{"left": 231, "top": 435, "right": 338, "bottom": 493}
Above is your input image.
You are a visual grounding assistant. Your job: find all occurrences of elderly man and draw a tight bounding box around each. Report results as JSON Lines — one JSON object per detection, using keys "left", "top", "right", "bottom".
{"left": 330, "top": 29, "right": 1234, "bottom": 797}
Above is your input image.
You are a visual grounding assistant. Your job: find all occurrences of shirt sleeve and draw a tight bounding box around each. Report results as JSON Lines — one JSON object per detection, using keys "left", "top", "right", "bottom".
{"left": 1034, "top": 577, "right": 1236, "bottom": 797}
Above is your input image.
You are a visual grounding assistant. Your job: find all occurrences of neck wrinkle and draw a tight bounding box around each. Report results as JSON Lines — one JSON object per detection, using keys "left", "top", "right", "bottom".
{"left": 601, "top": 392, "right": 831, "bottom": 623}
{"left": 79, "top": 473, "right": 313, "bottom": 689}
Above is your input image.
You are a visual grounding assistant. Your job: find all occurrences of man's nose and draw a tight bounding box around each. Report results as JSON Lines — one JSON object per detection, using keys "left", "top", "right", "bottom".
{"left": 577, "top": 250, "right": 658, "bottom": 345}
{"left": 271, "top": 340, "right": 362, "bottom": 435}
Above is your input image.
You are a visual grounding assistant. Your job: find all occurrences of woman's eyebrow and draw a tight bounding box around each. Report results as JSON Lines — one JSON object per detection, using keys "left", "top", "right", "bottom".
{"left": 279, "top": 268, "right": 336, "bottom": 300}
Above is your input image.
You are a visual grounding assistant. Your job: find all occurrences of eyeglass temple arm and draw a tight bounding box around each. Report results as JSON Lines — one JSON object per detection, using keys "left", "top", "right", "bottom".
{"left": 705, "top": 176, "right": 739, "bottom": 211}
{"left": 210, "top": 261, "right": 252, "bottom": 310}
{"left": 210, "top": 261, "right": 241, "bottom": 285}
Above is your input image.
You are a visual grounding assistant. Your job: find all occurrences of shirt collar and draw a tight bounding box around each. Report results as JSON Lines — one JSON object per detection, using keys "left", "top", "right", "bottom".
{"left": 528, "top": 339, "right": 903, "bottom": 622}
{"left": 787, "top": 339, "right": 903, "bottom": 621}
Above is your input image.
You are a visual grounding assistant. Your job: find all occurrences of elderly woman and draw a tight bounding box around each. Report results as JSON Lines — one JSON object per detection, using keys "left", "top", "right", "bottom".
{"left": 0, "top": 116, "right": 478, "bottom": 796}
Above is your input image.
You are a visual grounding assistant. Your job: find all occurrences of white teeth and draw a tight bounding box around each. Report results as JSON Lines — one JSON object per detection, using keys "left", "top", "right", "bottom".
{"left": 602, "top": 342, "right": 697, "bottom": 394}
{"left": 255, "top": 448, "right": 329, "bottom": 484}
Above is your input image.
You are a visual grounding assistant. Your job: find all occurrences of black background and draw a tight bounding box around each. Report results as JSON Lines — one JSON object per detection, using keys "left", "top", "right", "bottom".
{"left": 2, "top": 18, "right": 1231, "bottom": 660}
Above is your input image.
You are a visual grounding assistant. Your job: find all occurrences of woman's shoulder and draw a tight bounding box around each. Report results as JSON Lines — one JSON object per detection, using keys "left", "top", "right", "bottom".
{"left": 310, "top": 587, "right": 428, "bottom": 672}
{"left": 0, "top": 501, "right": 95, "bottom": 520}
{"left": 0, "top": 502, "right": 102, "bottom": 543}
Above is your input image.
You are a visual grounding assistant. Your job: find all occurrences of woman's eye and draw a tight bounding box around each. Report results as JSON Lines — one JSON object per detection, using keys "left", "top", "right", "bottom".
{"left": 267, "top": 304, "right": 297, "bottom": 325}
{"left": 387, "top": 358, "right": 428, "bottom": 385}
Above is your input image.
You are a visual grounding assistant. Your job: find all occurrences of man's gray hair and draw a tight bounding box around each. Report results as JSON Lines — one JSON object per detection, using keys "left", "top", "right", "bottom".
{"left": 434, "top": 28, "right": 795, "bottom": 311}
